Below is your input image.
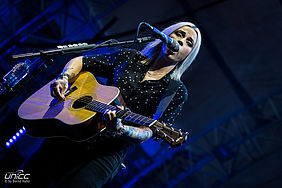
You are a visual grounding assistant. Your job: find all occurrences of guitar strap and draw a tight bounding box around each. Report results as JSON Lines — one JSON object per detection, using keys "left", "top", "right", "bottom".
{"left": 153, "top": 79, "right": 181, "bottom": 120}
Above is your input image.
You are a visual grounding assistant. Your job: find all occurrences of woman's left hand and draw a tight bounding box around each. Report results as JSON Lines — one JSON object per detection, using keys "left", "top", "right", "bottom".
{"left": 102, "top": 106, "right": 124, "bottom": 132}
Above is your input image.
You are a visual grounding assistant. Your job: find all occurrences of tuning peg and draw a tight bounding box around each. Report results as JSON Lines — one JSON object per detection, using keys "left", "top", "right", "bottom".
{"left": 184, "top": 132, "right": 189, "bottom": 141}
{"left": 155, "top": 128, "right": 160, "bottom": 132}
{"left": 178, "top": 129, "right": 183, "bottom": 136}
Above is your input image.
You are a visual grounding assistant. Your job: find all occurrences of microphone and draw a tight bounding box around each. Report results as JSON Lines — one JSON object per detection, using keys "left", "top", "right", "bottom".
{"left": 143, "top": 22, "right": 179, "bottom": 52}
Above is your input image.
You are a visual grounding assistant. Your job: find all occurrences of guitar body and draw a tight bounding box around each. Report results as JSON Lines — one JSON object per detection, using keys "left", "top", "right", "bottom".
{"left": 18, "top": 71, "right": 120, "bottom": 141}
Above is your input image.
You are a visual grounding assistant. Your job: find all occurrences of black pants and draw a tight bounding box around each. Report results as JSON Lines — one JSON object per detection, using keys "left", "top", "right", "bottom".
{"left": 6, "top": 137, "right": 128, "bottom": 188}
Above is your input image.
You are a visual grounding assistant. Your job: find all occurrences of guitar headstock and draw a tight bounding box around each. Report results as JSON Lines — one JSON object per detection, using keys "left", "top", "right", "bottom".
{"left": 150, "top": 121, "right": 189, "bottom": 148}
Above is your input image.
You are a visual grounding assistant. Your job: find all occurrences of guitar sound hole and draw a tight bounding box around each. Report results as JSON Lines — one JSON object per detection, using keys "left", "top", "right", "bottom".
{"left": 72, "top": 96, "right": 93, "bottom": 109}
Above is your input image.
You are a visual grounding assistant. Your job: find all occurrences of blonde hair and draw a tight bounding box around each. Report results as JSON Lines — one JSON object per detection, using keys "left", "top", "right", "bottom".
{"left": 141, "top": 22, "right": 201, "bottom": 80}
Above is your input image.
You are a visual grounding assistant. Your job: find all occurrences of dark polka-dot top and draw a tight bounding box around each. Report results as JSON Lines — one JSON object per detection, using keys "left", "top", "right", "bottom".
{"left": 82, "top": 48, "right": 188, "bottom": 125}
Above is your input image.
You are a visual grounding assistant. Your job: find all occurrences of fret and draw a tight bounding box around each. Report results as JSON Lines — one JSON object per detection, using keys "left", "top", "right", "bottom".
{"left": 86, "top": 101, "right": 103, "bottom": 113}
{"left": 142, "top": 117, "right": 154, "bottom": 125}
{"left": 126, "top": 113, "right": 146, "bottom": 125}
{"left": 94, "top": 101, "right": 106, "bottom": 111}
{"left": 109, "top": 105, "right": 117, "bottom": 111}
{"left": 124, "top": 113, "right": 137, "bottom": 121}
{"left": 135, "top": 115, "right": 146, "bottom": 124}
{"left": 85, "top": 99, "right": 155, "bottom": 127}
{"left": 86, "top": 100, "right": 118, "bottom": 114}
{"left": 123, "top": 112, "right": 154, "bottom": 126}
{"left": 135, "top": 115, "right": 154, "bottom": 126}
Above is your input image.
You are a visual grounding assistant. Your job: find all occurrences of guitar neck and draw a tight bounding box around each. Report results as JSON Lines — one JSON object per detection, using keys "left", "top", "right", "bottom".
{"left": 85, "top": 100, "right": 155, "bottom": 127}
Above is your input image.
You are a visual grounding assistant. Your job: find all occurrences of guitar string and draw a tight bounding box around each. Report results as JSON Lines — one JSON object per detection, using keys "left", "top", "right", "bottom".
{"left": 87, "top": 101, "right": 183, "bottom": 142}
{"left": 53, "top": 77, "right": 165, "bottom": 127}
{"left": 55, "top": 94, "right": 154, "bottom": 126}
{"left": 90, "top": 100, "right": 154, "bottom": 125}
{"left": 87, "top": 101, "right": 154, "bottom": 126}
{"left": 52, "top": 96, "right": 182, "bottom": 143}
{"left": 49, "top": 86, "right": 182, "bottom": 143}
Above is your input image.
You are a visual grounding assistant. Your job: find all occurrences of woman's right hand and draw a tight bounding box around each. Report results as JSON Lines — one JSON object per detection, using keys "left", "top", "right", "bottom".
{"left": 50, "top": 78, "right": 68, "bottom": 101}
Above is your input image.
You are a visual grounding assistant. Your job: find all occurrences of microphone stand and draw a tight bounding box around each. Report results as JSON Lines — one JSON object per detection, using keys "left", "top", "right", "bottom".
{"left": 0, "top": 36, "right": 155, "bottom": 99}
{"left": 12, "top": 36, "right": 155, "bottom": 59}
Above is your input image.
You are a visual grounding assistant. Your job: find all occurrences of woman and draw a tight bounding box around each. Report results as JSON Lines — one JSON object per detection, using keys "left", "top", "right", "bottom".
{"left": 52, "top": 21, "right": 201, "bottom": 134}
{"left": 19, "top": 22, "right": 201, "bottom": 188}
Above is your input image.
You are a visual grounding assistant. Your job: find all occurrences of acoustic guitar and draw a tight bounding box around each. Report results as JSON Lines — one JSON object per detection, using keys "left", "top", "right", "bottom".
{"left": 18, "top": 71, "right": 188, "bottom": 147}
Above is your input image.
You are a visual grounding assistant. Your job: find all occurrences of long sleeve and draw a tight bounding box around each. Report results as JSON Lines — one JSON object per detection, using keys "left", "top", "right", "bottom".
{"left": 158, "top": 83, "right": 188, "bottom": 125}
{"left": 82, "top": 50, "right": 122, "bottom": 79}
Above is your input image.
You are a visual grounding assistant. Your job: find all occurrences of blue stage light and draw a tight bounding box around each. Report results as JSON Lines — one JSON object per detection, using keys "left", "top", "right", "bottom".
{"left": 5, "top": 126, "right": 26, "bottom": 148}
{"left": 6, "top": 142, "right": 11, "bottom": 148}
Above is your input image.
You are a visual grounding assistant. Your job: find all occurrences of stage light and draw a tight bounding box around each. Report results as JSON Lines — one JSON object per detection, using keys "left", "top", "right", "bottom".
{"left": 5, "top": 126, "right": 26, "bottom": 148}
{"left": 6, "top": 142, "right": 11, "bottom": 148}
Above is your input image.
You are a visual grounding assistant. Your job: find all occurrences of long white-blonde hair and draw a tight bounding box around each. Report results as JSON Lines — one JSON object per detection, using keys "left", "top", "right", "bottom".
{"left": 141, "top": 22, "right": 201, "bottom": 80}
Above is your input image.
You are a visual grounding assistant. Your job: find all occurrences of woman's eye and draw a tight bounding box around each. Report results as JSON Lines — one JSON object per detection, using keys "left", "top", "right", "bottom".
{"left": 187, "top": 41, "right": 193, "bottom": 47}
{"left": 175, "top": 32, "right": 182, "bottom": 37}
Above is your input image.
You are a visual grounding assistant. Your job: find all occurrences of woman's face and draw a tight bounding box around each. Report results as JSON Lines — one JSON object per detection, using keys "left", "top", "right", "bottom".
{"left": 161, "top": 26, "right": 197, "bottom": 64}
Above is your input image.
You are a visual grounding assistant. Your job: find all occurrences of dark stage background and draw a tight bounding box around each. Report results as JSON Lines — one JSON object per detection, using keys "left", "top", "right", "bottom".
{"left": 0, "top": 0, "right": 282, "bottom": 187}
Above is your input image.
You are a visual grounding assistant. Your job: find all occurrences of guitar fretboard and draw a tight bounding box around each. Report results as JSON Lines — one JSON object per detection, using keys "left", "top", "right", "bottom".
{"left": 85, "top": 100, "right": 155, "bottom": 127}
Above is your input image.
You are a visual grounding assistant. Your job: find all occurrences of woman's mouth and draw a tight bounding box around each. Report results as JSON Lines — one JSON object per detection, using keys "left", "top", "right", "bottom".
{"left": 167, "top": 48, "right": 177, "bottom": 55}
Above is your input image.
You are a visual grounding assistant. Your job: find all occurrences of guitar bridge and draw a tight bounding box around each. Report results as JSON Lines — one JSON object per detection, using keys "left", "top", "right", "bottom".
{"left": 65, "top": 86, "right": 77, "bottom": 97}
{"left": 49, "top": 86, "right": 78, "bottom": 106}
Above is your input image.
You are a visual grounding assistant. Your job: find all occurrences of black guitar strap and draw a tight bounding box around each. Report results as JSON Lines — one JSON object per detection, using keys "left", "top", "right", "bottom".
{"left": 153, "top": 79, "right": 181, "bottom": 120}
